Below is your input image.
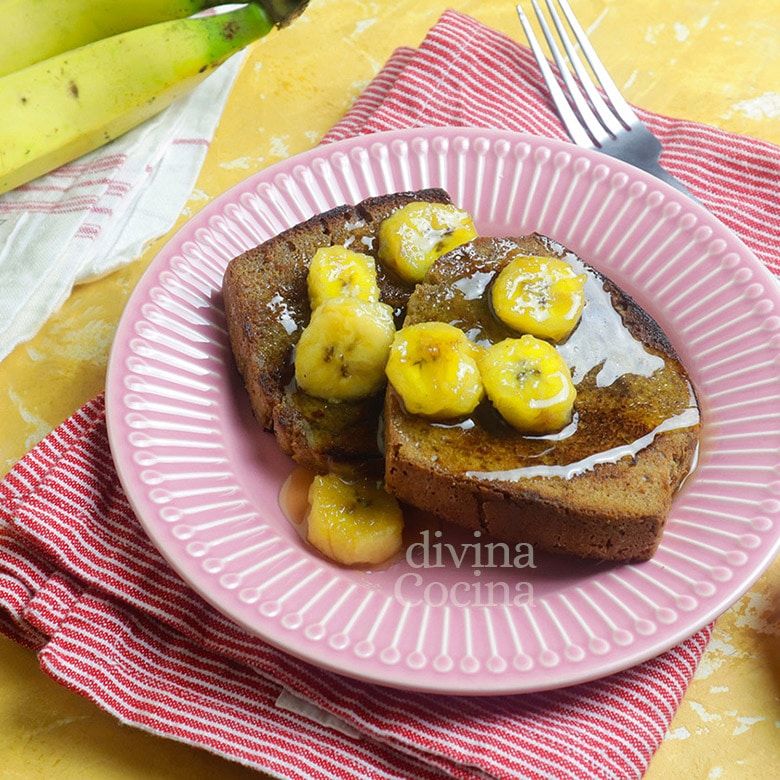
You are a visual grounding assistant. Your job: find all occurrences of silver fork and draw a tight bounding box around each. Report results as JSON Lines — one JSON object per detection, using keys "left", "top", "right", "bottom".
{"left": 516, "top": 0, "right": 697, "bottom": 199}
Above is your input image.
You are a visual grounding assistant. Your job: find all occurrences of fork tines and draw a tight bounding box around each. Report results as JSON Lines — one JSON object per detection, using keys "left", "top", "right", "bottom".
{"left": 516, "top": 0, "right": 639, "bottom": 149}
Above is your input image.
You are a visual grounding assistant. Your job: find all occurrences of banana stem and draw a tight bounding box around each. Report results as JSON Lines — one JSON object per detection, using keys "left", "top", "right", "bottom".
{"left": 196, "top": 3, "right": 275, "bottom": 58}
{"left": 254, "top": 0, "right": 311, "bottom": 27}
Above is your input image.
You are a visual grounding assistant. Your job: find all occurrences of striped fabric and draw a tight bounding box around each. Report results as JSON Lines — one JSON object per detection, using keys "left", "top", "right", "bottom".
{"left": 324, "top": 11, "right": 780, "bottom": 277}
{"left": 2, "top": 10, "right": 778, "bottom": 780}
{"left": 0, "top": 396, "right": 713, "bottom": 780}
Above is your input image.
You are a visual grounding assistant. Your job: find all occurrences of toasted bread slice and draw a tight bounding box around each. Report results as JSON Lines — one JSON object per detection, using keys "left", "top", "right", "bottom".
{"left": 384, "top": 235, "right": 700, "bottom": 561}
{"left": 223, "top": 188, "right": 452, "bottom": 474}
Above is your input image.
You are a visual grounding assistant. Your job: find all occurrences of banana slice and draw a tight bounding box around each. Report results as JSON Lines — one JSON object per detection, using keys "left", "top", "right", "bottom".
{"left": 295, "top": 297, "right": 395, "bottom": 402}
{"left": 478, "top": 335, "right": 576, "bottom": 433}
{"left": 491, "top": 254, "right": 587, "bottom": 342}
{"left": 308, "top": 245, "right": 380, "bottom": 309}
{"left": 378, "top": 202, "right": 478, "bottom": 283}
{"left": 306, "top": 473, "right": 404, "bottom": 565}
{"left": 386, "top": 321, "right": 485, "bottom": 419}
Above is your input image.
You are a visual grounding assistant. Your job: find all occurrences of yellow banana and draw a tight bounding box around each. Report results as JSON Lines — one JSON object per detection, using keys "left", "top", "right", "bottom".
{"left": 0, "top": 2, "right": 307, "bottom": 195}
{"left": 307, "top": 245, "right": 381, "bottom": 310}
{"left": 478, "top": 335, "right": 576, "bottom": 434}
{"left": 491, "top": 254, "right": 587, "bottom": 342}
{"left": 306, "top": 473, "right": 404, "bottom": 566}
{"left": 386, "top": 321, "right": 485, "bottom": 420}
{"left": 0, "top": 0, "right": 229, "bottom": 78}
{"left": 378, "top": 202, "right": 478, "bottom": 283}
{"left": 294, "top": 297, "right": 396, "bottom": 402}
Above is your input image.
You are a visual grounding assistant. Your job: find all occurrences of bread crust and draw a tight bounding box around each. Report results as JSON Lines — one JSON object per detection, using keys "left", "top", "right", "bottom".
{"left": 383, "top": 235, "right": 700, "bottom": 561}
{"left": 223, "top": 188, "right": 452, "bottom": 474}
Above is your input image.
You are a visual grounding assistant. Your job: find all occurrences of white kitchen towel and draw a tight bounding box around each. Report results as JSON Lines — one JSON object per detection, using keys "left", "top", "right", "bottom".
{"left": 0, "top": 51, "right": 245, "bottom": 362}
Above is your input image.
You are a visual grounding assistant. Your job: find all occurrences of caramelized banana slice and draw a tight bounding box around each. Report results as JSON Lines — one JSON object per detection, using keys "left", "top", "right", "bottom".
{"left": 479, "top": 335, "right": 576, "bottom": 433}
{"left": 307, "top": 473, "right": 404, "bottom": 565}
{"left": 295, "top": 297, "right": 395, "bottom": 402}
{"left": 378, "top": 202, "right": 477, "bottom": 283}
{"left": 491, "top": 254, "right": 586, "bottom": 342}
{"left": 308, "top": 245, "right": 380, "bottom": 309}
{"left": 386, "top": 321, "right": 485, "bottom": 419}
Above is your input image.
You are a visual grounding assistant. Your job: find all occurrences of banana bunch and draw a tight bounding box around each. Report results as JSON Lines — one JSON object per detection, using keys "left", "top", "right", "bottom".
{"left": 0, "top": 0, "right": 228, "bottom": 78}
{"left": 0, "top": 0, "right": 309, "bottom": 195}
{"left": 306, "top": 473, "right": 404, "bottom": 566}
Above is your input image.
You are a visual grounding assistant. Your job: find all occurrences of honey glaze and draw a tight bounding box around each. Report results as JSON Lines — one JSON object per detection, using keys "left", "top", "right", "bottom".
{"left": 402, "top": 236, "right": 700, "bottom": 479}
{"left": 278, "top": 464, "right": 314, "bottom": 533}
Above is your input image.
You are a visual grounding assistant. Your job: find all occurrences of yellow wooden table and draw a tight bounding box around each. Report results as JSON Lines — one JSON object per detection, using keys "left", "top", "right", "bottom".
{"left": 1, "top": 1, "right": 778, "bottom": 777}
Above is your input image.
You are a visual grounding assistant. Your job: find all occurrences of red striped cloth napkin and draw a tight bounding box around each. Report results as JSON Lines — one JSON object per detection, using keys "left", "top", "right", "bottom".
{"left": 2, "top": 10, "right": 779, "bottom": 780}
{"left": 0, "top": 396, "right": 714, "bottom": 780}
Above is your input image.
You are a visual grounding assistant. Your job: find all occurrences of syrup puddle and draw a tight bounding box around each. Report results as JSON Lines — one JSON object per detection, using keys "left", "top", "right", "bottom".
{"left": 278, "top": 466, "right": 442, "bottom": 571}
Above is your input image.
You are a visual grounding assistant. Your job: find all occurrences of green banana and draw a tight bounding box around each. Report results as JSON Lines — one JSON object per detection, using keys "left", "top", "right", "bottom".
{"left": 0, "top": 3, "right": 305, "bottom": 195}
{"left": 0, "top": 0, "right": 230, "bottom": 78}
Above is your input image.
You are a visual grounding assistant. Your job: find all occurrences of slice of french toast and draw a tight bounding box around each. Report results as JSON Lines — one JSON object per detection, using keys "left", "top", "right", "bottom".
{"left": 222, "top": 188, "right": 453, "bottom": 474}
{"left": 383, "top": 235, "right": 701, "bottom": 561}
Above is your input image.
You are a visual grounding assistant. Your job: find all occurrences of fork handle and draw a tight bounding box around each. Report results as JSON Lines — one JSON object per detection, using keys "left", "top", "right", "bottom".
{"left": 642, "top": 161, "right": 700, "bottom": 203}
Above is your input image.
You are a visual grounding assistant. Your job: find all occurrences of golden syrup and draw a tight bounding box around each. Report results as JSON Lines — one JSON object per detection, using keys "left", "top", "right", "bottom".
{"left": 278, "top": 465, "right": 444, "bottom": 570}
{"left": 400, "top": 236, "right": 700, "bottom": 480}
{"left": 279, "top": 465, "right": 314, "bottom": 541}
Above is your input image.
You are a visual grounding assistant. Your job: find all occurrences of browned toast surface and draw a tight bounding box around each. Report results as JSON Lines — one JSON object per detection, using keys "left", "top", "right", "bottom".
{"left": 384, "top": 235, "right": 700, "bottom": 561}
{"left": 222, "top": 189, "right": 452, "bottom": 474}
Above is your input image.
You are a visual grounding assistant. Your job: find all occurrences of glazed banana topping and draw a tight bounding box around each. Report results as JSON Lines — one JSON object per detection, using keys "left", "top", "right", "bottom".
{"left": 293, "top": 203, "right": 480, "bottom": 407}
{"left": 385, "top": 322, "right": 485, "bottom": 419}
{"left": 294, "top": 210, "right": 584, "bottom": 434}
{"left": 306, "top": 473, "right": 404, "bottom": 565}
{"left": 281, "top": 199, "right": 700, "bottom": 565}
{"left": 294, "top": 297, "right": 395, "bottom": 402}
{"left": 443, "top": 240, "right": 666, "bottom": 388}
{"left": 307, "top": 245, "right": 380, "bottom": 309}
{"left": 378, "top": 202, "right": 478, "bottom": 283}
{"left": 477, "top": 335, "right": 577, "bottom": 434}
{"left": 294, "top": 240, "right": 398, "bottom": 403}
{"left": 383, "top": 243, "right": 581, "bottom": 433}
{"left": 491, "top": 254, "right": 587, "bottom": 342}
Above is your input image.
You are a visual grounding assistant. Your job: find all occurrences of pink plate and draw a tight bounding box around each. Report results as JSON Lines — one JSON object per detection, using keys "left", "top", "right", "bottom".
{"left": 106, "top": 128, "right": 780, "bottom": 694}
